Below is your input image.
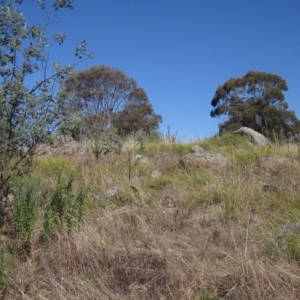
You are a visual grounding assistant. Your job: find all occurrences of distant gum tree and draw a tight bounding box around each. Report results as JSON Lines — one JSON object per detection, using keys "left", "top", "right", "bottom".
{"left": 210, "top": 71, "right": 300, "bottom": 139}
{"left": 0, "top": 0, "right": 92, "bottom": 200}
{"left": 59, "top": 65, "right": 162, "bottom": 138}
{"left": 112, "top": 87, "right": 162, "bottom": 135}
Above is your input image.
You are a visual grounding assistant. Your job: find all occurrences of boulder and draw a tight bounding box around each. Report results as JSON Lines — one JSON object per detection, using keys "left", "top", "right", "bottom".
{"left": 180, "top": 150, "right": 227, "bottom": 169}
{"left": 258, "top": 155, "right": 299, "bottom": 167}
{"left": 234, "top": 127, "right": 271, "bottom": 146}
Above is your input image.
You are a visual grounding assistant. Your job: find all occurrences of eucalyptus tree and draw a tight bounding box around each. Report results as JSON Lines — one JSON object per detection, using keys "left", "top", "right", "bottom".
{"left": 59, "top": 65, "right": 162, "bottom": 138}
{"left": 210, "top": 71, "right": 300, "bottom": 139}
{"left": 0, "top": 0, "right": 92, "bottom": 199}
{"left": 112, "top": 87, "right": 162, "bottom": 135}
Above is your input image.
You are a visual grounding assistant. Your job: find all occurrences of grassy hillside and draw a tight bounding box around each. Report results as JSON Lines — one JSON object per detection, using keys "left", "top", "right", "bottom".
{"left": 1, "top": 133, "right": 300, "bottom": 299}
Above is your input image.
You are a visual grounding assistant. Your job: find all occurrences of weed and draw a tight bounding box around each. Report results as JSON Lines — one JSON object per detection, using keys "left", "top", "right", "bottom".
{"left": 42, "top": 172, "right": 85, "bottom": 246}
{"left": 12, "top": 175, "right": 41, "bottom": 255}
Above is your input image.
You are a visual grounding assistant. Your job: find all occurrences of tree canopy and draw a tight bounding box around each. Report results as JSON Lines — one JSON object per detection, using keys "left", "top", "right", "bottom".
{"left": 210, "top": 71, "right": 300, "bottom": 139}
{"left": 112, "top": 87, "right": 162, "bottom": 135}
{"left": 0, "top": 0, "right": 91, "bottom": 198}
{"left": 59, "top": 65, "right": 162, "bottom": 138}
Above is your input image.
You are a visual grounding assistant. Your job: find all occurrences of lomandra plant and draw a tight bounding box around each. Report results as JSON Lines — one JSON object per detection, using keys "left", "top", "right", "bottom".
{"left": 42, "top": 172, "right": 85, "bottom": 246}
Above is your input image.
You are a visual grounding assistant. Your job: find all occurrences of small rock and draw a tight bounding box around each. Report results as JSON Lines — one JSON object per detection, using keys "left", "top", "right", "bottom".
{"left": 180, "top": 151, "right": 227, "bottom": 169}
{"left": 161, "top": 195, "right": 177, "bottom": 208}
{"left": 133, "top": 154, "right": 150, "bottom": 165}
{"left": 191, "top": 145, "right": 204, "bottom": 154}
{"left": 95, "top": 184, "right": 124, "bottom": 201}
{"left": 150, "top": 170, "right": 161, "bottom": 179}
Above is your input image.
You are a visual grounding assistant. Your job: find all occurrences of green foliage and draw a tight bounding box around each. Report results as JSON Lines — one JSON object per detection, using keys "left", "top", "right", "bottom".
{"left": 145, "top": 142, "right": 192, "bottom": 157}
{"left": 200, "top": 131, "right": 250, "bottom": 150}
{"left": 58, "top": 114, "right": 87, "bottom": 141}
{"left": 210, "top": 71, "right": 300, "bottom": 140}
{"left": 0, "top": 245, "right": 12, "bottom": 297}
{"left": 113, "top": 88, "right": 162, "bottom": 135}
{"left": 199, "top": 290, "right": 220, "bottom": 300}
{"left": 92, "top": 129, "right": 123, "bottom": 161}
{"left": 0, "top": 0, "right": 92, "bottom": 199}
{"left": 12, "top": 175, "right": 40, "bottom": 253}
{"left": 42, "top": 172, "right": 85, "bottom": 246}
{"left": 35, "top": 157, "right": 79, "bottom": 178}
{"left": 281, "top": 233, "right": 300, "bottom": 263}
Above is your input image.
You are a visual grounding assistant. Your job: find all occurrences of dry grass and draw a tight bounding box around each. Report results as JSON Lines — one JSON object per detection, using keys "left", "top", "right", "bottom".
{"left": 2, "top": 135, "right": 300, "bottom": 299}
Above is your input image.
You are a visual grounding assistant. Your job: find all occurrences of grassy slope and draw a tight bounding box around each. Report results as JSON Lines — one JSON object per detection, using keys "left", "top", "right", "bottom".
{"left": 3, "top": 133, "right": 300, "bottom": 299}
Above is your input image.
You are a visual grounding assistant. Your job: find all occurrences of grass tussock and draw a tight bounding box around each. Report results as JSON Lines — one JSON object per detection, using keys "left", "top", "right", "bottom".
{"left": 1, "top": 133, "right": 300, "bottom": 299}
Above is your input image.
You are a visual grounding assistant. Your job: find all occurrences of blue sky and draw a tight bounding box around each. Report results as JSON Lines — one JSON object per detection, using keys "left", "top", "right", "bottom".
{"left": 20, "top": 0, "right": 300, "bottom": 140}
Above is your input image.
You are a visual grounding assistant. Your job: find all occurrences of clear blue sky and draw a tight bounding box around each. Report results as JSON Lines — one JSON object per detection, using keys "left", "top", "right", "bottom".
{"left": 21, "top": 0, "right": 300, "bottom": 140}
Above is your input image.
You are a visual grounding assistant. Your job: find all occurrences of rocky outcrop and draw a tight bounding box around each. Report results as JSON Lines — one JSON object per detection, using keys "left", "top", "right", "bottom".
{"left": 234, "top": 127, "right": 271, "bottom": 146}
{"left": 36, "top": 134, "right": 90, "bottom": 162}
{"left": 180, "top": 147, "right": 227, "bottom": 169}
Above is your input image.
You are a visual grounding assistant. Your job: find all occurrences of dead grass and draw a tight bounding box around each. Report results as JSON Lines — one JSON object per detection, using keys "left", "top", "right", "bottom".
{"left": 2, "top": 136, "right": 300, "bottom": 299}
